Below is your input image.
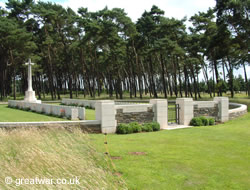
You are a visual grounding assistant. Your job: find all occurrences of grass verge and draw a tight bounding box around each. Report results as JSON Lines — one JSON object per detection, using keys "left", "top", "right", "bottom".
{"left": 0, "top": 128, "right": 126, "bottom": 189}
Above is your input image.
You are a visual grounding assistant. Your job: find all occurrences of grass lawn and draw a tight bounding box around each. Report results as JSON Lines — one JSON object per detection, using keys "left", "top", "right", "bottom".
{"left": 91, "top": 113, "right": 250, "bottom": 190}
{"left": 0, "top": 105, "right": 95, "bottom": 122}
{"left": 85, "top": 108, "right": 95, "bottom": 120}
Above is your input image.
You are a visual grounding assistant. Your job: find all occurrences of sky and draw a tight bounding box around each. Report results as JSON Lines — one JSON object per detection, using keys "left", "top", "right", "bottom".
{"left": 0, "top": 0, "right": 249, "bottom": 79}
{"left": 1, "top": 0, "right": 216, "bottom": 22}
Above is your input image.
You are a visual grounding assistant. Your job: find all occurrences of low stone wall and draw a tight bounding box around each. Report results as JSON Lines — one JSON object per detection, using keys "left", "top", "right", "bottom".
{"left": 193, "top": 101, "right": 219, "bottom": 120}
{"left": 115, "top": 104, "right": 154, "bottom": 125}
{"left": 62, "top": 99, "right": 96, "bottom": 109}
{"left": 0, "top": 120, "right": 101, "bottom": 133}
{"left": 8, "top": 100, "right": 85, "bottom": 120}
{"left": 229, "top": 103, "right": 247, "bottom": 120}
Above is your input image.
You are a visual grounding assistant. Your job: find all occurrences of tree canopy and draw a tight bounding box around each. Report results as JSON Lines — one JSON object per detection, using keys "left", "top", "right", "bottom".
{"left": 0, "top": 0, "right": 249, "bottom": 100}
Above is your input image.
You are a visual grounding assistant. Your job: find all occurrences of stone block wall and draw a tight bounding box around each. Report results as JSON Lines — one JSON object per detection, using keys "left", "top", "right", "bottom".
{"left": 115, "top": 105, "right": 154, "bottom": 125}
{"left": 193, "top": 101, "right": 219, "bottom": 120}
{"left": 93, "top": 99, "right": 168, "bottom": 133}
{"left": 115, "top": 100, "right": 168, "bottom": 129}
{"left": 177, "top": 97, "right": 230, "bottom": 125}
{"left": 0, "top": 120, "right": 101, "bottom": 133}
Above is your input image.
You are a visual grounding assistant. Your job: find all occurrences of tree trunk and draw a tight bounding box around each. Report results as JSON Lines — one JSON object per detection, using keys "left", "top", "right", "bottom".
{"left": 226, "top": 56, "right": 234, "bottom": 98}
{"left": 156, "top": 54, "right": 167, "bottom": 98}
{"left": 149, "top": 56, "right": 157, "bottom": 98}
{"left": 242, "top": 62, "right": 249, "bottom": 96}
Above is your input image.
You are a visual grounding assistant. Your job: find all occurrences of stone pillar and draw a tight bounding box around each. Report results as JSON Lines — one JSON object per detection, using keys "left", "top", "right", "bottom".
{"left": 95, "top": 100, "right": 116, "bottom": 134}
{"left": 149, "top": 99, "right": 168, "bottom": 129}
{"left": 176, "top": 98, "right": 194, "bottom": 126}
{"left": 214, "top": 97, "right": 229, "bottom": 122}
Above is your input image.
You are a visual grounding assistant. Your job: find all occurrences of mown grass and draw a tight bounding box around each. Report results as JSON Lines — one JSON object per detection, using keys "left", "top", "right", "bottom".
{"left": 0, "top": 105, "right": 95, "bottom": 122}
{"left": 0, "top": 128, "right": 126, "bottom": 189}
{"left": 91, "top": 113, "right": 250, "bottom": 190}
{"left": 85, "top": 108, "right": 95, "bottom": 120}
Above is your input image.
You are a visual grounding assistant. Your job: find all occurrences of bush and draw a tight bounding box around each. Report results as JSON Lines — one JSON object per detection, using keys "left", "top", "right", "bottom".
{"left": 190, "top": 117, "right": 216, "bottom": 126}
{"left": 129, "top": 122, "right": 142, "bottom": 133}
{"left": 127, "top": 125, "right": 134, "bottom": 134}
{"left": 142, "top": 124, "right": 153, "bottom": 132}
{"left": 117, "top": 122, "right": 159, "bottom": 134}
{"left": 190, "top": 117, "right": 203, "bottom": 126}
{"left": 151, "top": 122, "right": 160, "bottom": 131}
{"left": 208, "top": 118, "right": 215, "bottom": 125}
{"left": 116, "top": 124, "right": 129, "bottom": 134}
{"left": 200, "top": 116, "right": 209, "bottom": 126}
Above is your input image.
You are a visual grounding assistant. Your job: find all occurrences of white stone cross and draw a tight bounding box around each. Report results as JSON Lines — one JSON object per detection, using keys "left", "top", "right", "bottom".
{"left": 25, "top": 58, "right": 35, "bottom": 91}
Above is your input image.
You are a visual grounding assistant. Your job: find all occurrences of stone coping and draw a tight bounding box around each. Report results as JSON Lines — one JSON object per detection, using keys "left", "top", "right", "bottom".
{"left": 62, "top": 98, "right": 96, "bottom": 102}
{"left": 229, "top": 103, "right": 247, "bottom": 114}
{"left": 193, "top": 101, "right": 218, "bottom": 108}
{"left": 1, "top": 101, "right": 60, "bottom": 104}
{"left": 115, "top": 104, "right": 153, "bottom": 109}
{"left": 0, "top": 120, "right": 100, "bottom": 125}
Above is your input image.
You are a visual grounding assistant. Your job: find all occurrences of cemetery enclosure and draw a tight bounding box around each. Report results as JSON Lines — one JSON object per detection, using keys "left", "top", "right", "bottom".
{"left": 3, "top": 97, "right": 247, "bottom": 133}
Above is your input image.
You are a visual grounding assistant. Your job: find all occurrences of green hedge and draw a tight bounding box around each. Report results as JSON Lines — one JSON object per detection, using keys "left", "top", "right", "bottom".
{"left": 116, "top": 122, "right": 160, "bottom": 134}
{"left": 190, "top": 117, "right": 215, "bottom": 126}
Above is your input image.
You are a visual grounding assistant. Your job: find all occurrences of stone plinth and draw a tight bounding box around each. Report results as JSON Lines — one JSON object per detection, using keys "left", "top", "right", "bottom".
{"left": 24, "top": 90, "right": 41, "bottom": 103}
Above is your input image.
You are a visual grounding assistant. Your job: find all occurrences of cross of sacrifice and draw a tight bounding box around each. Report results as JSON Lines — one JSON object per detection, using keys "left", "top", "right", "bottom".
{"left": 25, "top": 58, "right": 35, "bottom": 91}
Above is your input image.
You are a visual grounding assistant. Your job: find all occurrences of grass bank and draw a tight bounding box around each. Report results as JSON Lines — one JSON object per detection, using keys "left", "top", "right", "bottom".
{"left": 91, "top": 113, "right": 250, "bottom": 190}
{"left": 0, "top": 128, "right": 126, "bottom": 189}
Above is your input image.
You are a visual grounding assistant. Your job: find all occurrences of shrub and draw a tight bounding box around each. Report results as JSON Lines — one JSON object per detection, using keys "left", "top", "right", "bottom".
{"left": 142, "top": 124, "right": 153, "bottom": 132}
{"left": 209, "top": 118, "right": 215, "bottom": 125}
{"left": 85, "top": 106, "right": 93, "bottom": 109}
{"left": 129, "top": 122, "right": 142, "bottom": 133}
{"left": 150, "top": 122, "right": 160, "bottom": 131}
{"left": 200, "top": 116, "right": 209, "bottom": 126}
{"left": 117, "top": 122, "right": 158, "bottom": 134}
{"left": 23, "top": 107, "right": 30, "bottom": 111}
{"left": 127, "top": 126, "right": 134, "bottom": 134}
{"left": 116, "top": 124, "right": 129, "bottom": 134}
{"left": 190, "top": 117, "right": 203, "bottom": 126}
